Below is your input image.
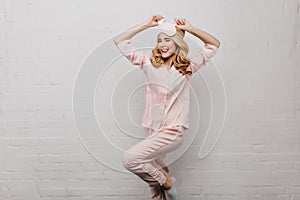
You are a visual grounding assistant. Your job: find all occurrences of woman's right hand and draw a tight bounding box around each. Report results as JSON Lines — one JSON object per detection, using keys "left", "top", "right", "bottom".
{"left": 145, "top": 14, "right": 164, "bottom": 27}
{"left": 113, "top": 14, "right": 163, "bottom": 45}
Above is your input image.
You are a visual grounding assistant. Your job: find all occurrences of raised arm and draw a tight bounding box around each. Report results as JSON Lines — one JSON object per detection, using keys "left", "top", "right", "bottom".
{"left": 113, "top": 15, "right": 164, "bottom": 45}
{"left": 174, "top": 18, "right": 221, "bottom": 48}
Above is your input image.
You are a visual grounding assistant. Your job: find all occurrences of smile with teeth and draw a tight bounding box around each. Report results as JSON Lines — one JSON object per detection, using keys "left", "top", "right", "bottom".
{"left": 160, "top": 47, "right": 169, "bottom": 53}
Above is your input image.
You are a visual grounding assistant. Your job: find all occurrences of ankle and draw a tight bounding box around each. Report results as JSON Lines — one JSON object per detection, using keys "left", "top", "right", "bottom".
{"left": 163, "top": 177, "right": 172, "bottom": 190}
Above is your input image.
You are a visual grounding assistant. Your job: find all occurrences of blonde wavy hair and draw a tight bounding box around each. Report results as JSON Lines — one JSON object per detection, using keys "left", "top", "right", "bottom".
{"left": 150, "top": 29, "right": 192, "bottom": 76}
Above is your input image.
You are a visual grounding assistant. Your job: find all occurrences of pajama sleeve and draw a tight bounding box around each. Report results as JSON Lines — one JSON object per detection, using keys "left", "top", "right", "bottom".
{"left": 116, "top": 39, "right": 148, "bottom": 70}
{"left": 187, "top": 43, "right": 219, "bottom": 74}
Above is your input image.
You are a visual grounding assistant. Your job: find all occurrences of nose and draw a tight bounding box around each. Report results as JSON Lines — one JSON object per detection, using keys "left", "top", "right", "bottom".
{"left": 159, "top": 41, "right": 167, "bottom": 47}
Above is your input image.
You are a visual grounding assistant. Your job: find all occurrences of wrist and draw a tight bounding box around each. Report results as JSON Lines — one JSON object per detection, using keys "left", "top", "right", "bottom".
{"left": 185, "top": 25, "right": 195, "bottom": 33}
{"left": 140, "top": 21, "right": 152, "bottom": 29}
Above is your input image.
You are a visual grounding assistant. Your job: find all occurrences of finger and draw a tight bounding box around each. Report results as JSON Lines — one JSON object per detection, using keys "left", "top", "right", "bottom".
{"left": 177, "top": 18, "right": 182, "bottom": 25}
{"left": 178, "top": 19, "right": 182, "bottom": 25}
{"left": 155, "top": 15, "right": 163, "bottom": 22}
{"left": 176, "top": 24, "right": 182, "bottom": 28}
{"left": 180, "top": 19, "right": 184, "bottom": 25}
{"left": 182, "top": 18, "right": 186, "bottom": 24}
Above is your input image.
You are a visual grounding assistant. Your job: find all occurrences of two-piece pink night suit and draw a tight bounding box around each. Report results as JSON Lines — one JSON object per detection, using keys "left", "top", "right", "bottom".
{"left": 117, "top": 39, "right": 218, "bottom": 199}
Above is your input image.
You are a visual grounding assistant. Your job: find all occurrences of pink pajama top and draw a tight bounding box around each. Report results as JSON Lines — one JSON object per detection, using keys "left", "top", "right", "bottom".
{"left": 117, "top": 39, "right": 218, "bottom": 131}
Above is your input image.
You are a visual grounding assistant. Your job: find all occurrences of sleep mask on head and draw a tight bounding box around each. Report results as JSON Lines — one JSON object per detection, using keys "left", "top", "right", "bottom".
{"left": 157, "top": 19, "right": 185, "bottom": 37}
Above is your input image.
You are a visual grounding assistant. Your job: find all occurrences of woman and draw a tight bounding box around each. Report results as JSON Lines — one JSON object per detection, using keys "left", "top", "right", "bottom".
{"left": 113, "top": 14, "right": 220, "bottom": 200}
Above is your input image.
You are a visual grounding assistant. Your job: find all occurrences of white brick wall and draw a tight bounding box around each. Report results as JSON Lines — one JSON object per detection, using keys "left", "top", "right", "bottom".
{"left": 1, "top": 0, "right": 299, "bottom": 199}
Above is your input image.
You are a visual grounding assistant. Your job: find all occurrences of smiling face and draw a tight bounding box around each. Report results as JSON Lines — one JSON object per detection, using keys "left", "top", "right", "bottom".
{"left": 157, "top": 33, "right": 177, "bottom": 59}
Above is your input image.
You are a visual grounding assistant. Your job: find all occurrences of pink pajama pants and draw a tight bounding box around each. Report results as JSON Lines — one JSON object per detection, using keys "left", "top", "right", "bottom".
{"left": 122, "top": 125, "right": 184, "bottom": 200}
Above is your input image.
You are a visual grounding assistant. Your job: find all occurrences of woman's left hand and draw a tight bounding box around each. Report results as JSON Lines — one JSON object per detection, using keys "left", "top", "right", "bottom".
{"left": 174, "top": 18, "right": 193, "bottom": 31}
